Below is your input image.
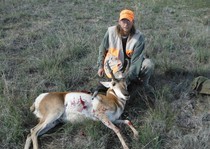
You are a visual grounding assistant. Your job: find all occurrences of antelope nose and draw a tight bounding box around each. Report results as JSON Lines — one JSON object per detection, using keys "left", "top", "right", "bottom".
{"left": 124, "top": 91, "right": 129, "bottom": 97}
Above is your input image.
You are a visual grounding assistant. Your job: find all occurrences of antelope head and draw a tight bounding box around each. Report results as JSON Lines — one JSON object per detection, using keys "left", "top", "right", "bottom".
{"left": 101, "top": 61, "right": 130, "bottom": 100}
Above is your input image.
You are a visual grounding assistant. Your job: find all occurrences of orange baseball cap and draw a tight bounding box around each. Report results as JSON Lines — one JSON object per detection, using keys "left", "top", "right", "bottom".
{"left": 119, "top": 9, "right": 134, "bottom": 22}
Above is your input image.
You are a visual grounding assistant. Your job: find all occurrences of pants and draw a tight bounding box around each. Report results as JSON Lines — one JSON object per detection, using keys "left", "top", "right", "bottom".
{"left": 138, "top": 58, "right": 154, "bottom": 86}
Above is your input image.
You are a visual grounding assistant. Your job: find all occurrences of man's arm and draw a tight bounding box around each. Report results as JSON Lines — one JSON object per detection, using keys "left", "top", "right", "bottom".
{"left": 97, "top": 31, "right": 109, "bottom": 69}
{"left": 127, "top": 34, "right": 145, "bottom": 83}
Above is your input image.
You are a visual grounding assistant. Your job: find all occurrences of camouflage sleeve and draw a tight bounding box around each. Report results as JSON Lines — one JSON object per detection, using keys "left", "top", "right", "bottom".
{"left": 97, "top": 31, "right": 109, "bottom": 69}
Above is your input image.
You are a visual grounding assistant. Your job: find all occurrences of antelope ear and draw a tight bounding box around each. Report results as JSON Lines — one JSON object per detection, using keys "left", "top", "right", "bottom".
{"left": 100, "top": 81, "right": 111, "bottom": 88}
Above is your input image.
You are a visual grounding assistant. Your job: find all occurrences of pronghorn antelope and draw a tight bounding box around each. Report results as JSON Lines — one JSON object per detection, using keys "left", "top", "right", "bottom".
{"left": 24, "top": 62, "right": 138, "bottom": 149}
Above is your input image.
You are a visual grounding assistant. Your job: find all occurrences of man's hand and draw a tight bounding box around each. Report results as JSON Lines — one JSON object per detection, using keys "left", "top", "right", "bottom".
{"left": 98, "top": 68, "right": 104, "bottom": 77}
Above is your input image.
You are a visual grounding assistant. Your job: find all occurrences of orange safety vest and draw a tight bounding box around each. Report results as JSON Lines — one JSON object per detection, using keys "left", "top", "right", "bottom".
{"left": 104, "top": 26, "right": 141, "bottom": 78}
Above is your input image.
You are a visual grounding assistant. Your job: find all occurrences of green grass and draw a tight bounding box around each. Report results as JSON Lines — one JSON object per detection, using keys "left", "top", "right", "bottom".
{"left": 0, "top": 0, "right": 209, "bottom": 148}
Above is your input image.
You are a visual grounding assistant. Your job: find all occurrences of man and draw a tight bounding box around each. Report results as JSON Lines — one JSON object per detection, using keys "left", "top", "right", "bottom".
{"left": 97, "top": 9, "right": 154, "bottom": 93}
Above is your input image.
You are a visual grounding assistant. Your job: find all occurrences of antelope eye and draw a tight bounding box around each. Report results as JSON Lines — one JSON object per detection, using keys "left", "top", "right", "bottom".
{"left": 112, "top": 82, "right": 116, "bottom": 86}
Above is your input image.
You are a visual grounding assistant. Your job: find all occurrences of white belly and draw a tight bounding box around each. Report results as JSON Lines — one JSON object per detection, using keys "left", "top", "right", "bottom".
{"left": 63, "top": 93, "right": 96, "bottom": 122}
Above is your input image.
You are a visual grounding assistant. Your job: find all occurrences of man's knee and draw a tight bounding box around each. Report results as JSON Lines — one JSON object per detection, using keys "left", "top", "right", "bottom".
{"left": 141, "top": 58, "right": 154, "bottom": 72}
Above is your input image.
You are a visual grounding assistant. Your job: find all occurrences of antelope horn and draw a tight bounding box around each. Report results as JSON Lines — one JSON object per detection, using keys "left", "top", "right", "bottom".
{"left": 124, "top": 59, "right": 130, "bottom": 72}
{"left": 122, "top": 59, "right": 130, "bottom": 78}
{"left": 106, "top": 60, "right": 116, "bottom": 80}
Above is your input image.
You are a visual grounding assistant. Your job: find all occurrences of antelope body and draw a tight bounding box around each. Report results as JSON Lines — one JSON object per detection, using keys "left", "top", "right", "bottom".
{"left": 24, "top": 80, "right": 139, "bottom": 149}
{"left": 24, "top": 62, "right": 138, "bottom": 149}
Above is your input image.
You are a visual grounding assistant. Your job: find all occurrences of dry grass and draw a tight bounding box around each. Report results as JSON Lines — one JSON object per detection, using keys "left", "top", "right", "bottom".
{"left": 0, "top": 0, "right": 209, "bottom": 148}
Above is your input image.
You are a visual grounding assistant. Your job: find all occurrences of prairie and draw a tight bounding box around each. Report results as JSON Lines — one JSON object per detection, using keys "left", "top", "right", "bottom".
{"left": 0, "top": 0, "right": 209, "bottom": 148}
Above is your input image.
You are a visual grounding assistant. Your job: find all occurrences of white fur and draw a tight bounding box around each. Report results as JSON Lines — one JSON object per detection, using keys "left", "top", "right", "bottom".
{"left": 24, "top": 80, "right": 138, "bottom": 149}
{"left": 33, "top": 93, "right": 48, "bottom": 119}
{"left": 63, "top": 92, "right": 97, "bottom": 122}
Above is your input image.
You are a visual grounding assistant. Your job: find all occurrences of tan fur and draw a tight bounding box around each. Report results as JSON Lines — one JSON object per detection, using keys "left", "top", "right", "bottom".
{"left": 39, "top": 93, "right": 65, "bottom": 115}
{"left": 97, "top": 91, "right": 120, "bottom": 111}
{"left": 24, "top": 80, "right": 138, "bottom": 149}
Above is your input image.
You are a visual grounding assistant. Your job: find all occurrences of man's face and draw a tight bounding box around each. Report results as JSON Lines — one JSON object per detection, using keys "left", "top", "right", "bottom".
{"left": 118, "top": 19, "right": 133, "bottom": 35}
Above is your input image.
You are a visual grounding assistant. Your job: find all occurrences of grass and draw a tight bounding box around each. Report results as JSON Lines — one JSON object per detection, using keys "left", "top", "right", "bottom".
{"left": 0, "top": 0, "right": 209, "bottom": 148}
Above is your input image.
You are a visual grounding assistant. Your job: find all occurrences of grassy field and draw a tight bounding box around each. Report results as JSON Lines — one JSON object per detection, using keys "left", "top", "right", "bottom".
{"left": 0, "top": 0, "right": 209, "bottom": 149}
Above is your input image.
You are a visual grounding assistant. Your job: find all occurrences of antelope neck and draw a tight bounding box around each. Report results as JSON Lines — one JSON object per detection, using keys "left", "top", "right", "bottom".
{"left": 108, "top": 89, "right": 117, "bottom": 97}
{"left": 109, "top": 89, "right": 127, "bottom": 102}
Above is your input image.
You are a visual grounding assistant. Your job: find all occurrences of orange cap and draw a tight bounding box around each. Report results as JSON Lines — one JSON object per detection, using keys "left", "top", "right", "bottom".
{"left": 119, "top": 9, "right": 134, "bottom": 22}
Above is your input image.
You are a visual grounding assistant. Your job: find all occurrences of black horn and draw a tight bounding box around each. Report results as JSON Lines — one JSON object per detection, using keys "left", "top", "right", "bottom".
{"left": 106, "top": 60, "right": 117, "bottom": 81}
{"left": 122, "top": 59, "right": 130, "bottom": 78}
